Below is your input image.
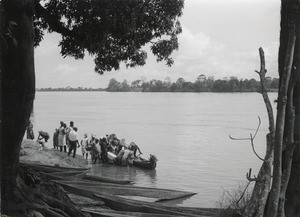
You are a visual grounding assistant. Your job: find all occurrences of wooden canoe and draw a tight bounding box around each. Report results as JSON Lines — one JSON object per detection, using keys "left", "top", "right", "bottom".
{"left": 93, "top": 193, "right": 217, "bottom": 217}
{"left": 81, "top": 207, "right": 180, "bottom": 217}
{"left": 58, "top": 182, "right": 217, "bottom": 216}
{"left": 40, "top": 170, "right": 89, "bottom": 180}
{"left": 132, "top": 155, "right": 157, "bottom": 170}
{"left": 20, "top": 162, "right": 89, "bottom": 173}
{"left": 67, "top": 193, "right": 105, "bottom": 207}
{"left": 83, "top": 174, "right": 132, "bottom": 185}
{"left": 57, "top": 180, "right": 196, "bottom": 201}
{"left": 50, "top": 170, "right": 90, "bottom": 177}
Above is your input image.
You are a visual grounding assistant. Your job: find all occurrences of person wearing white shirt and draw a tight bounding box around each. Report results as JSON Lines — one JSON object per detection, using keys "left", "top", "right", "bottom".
{"left": 68, "top": 127, "right": 79, "bottom": 158}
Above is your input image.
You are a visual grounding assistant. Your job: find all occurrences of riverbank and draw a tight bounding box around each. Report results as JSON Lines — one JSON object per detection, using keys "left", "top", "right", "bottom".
{"left": 20, "top": 139, "right": 88, "bottom": 168}
{"left": 17, "top": 139, "right": 220, "bottom": 217}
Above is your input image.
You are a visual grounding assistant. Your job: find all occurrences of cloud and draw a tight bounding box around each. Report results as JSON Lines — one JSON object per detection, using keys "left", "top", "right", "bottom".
{"left": 35, "top": 34, "right": 61, "bottom": 57}
{"left": 54, "top": 64, "right": 77, "bottom": 75}
{"left": 34, "top": 0, "right": 280, "bottom": 88}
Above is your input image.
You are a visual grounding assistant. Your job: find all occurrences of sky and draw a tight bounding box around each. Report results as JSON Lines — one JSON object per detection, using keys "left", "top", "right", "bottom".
{"left": 35, "top": 0, "right": 281, "bottom": 88}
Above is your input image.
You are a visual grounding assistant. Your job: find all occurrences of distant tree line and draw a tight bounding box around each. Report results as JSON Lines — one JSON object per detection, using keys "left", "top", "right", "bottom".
{"left": 37, "top": 86, "right": 106, "bottom": 91}
{"left": 107, "top": 75, "right": 279, "bottom": 92}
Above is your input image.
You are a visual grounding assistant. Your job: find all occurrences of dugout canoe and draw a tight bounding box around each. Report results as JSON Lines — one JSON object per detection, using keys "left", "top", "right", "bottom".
{"left": 132, "top": 155, "right": 158, "bottom": 170}
{"left": 83, "top": 174, "right": 132, "bottom": 185}
{"left": 57, "top": 181, "right": 196, "bottom": 202}
{"left": 93, "top": 193, "right": 217, "bottom": 217}
{"left": 81, "top": 207, "right": 181, "bottom": 217}
{"left": 40, "top": 170, "right": 89, "bottom": 180}
{"left": 20, "top": 162, "right": 89, "bottom": 173}
{"left": 58, "top": 183, "right": 217, "bottom": 216}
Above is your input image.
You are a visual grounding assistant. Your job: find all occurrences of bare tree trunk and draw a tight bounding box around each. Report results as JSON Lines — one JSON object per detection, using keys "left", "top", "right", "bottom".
{"left": 243, "top": 48, "right": 275, "bottom": 217}
{"left": 277, "top": 0, "right": 300, "bottom": 215}
{"left": 0, "top": 0, "right": 35, "bottom": 213}
{"left": 266, "top": 25, "right": 296, "bottom": 217}
{"left": 285, "top": 34, "right": 300, "bottom": 217}
{"left": 278, "top": 68, "right": 298, "bottom": 217}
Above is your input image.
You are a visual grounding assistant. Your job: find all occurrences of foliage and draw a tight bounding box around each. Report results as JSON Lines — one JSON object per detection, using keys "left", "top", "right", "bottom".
{"left": 106, "top": 75, "right": 279, "bottom": 92}
{"left": 217, "top": 183, "right": 252, "bottom": 217}
{"left": 33, "top": 0, "right": 184, "bottom": 74}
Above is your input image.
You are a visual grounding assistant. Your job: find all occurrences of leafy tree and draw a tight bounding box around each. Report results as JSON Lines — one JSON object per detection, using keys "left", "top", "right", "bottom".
{"left": 107, "top": 78, "right": 122, "bottom": 91}
{"left": 121, "top": 79, "right": 131, "bottom": 91}
{"left": 0, "top": 0, "right": 184, "bottom": 215}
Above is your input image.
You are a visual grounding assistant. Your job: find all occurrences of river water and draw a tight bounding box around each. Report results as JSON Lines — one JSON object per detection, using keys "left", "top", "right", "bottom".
{"left": 31, "top": 91, "right": 277, "bottom": 208}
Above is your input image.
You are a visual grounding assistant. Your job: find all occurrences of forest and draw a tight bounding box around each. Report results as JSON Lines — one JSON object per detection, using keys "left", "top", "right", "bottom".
{"left": 106, "top": 75, "right": 279, "bottom": 92}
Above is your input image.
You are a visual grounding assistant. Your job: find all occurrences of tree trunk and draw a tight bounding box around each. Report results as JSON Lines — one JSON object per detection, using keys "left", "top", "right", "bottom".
{"left": 0, "top": 0, "right": 36, "bottom": 213}
{"left": 266, "top": 22, "right": 296, "bottom": 217}
{"left": 242, "top": 48, "right": 275, "bottom": 217}
{"left": 285, "top": 29, "right": 300, "bottom": 217}
{"left": 278, "top": 0, "right": 300, "bottom": 216}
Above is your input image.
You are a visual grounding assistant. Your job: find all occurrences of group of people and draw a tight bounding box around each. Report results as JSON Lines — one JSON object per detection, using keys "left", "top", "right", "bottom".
{"left": 26, "top": 120, "right": 143, "bottom": 163}
{"left": 80, "top": 133, "right": 143, "bottom": 166}
{"left": 53, "top": 121, "right": 80, "bottom": 158}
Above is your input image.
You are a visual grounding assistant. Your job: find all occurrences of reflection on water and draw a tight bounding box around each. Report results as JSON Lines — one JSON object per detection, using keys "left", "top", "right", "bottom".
{"left": 89, "top": 163, "right": 157, "bottom": 187}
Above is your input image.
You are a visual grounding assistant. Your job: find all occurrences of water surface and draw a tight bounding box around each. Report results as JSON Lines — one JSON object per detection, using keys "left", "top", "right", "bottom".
{"left": 32, "top": 92, "right": 277, "bottom": 207}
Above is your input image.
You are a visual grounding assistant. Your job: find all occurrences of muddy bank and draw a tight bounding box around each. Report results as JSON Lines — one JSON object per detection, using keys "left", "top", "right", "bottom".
{"left": 20, "top": 139, "right": 88, "bottom": 168}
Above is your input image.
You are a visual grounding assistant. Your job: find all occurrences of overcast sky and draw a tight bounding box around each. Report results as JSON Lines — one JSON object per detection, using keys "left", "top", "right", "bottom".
{"left": 35, "top": 0, "right": 281, "bottom": 88}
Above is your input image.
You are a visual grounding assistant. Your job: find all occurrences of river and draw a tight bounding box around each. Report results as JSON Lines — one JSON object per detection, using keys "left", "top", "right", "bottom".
{"left": 31, "top": 91, "right": 277, "bottom": 208}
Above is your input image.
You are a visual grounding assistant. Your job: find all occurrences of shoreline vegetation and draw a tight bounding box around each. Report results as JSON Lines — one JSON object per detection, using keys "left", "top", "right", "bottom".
{"left": 37, "top": 75, "right": 279, "bottom": 93}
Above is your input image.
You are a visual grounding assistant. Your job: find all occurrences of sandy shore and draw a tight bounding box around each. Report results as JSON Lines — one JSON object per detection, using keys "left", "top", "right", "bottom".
{"left": 20, "top": 139, "right": 88, "bottom": 168}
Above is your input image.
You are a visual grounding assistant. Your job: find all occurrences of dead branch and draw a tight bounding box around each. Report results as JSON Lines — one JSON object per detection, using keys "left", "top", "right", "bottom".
{"left": 246, "top": 168, "right": 258, "bottom": 182}
{"left": 250, "top": 134, "right": 264, "bottom": 161}
{"left": 256, "top": 47, "right": 275, "bottom": 135}
{"left": 229, "top": 116, "right": 263, "bottom": 161}
{"left": 242, "top": 47, "right": 275, "bottom": 217}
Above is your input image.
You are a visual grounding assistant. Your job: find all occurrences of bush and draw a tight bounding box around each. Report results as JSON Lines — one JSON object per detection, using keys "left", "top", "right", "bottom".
{"left": 216, "top": 182, "right": 252, "bottom": 217}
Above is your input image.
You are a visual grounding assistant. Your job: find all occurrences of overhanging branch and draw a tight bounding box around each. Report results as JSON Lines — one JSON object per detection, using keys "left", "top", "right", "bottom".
{"left": 34, "top": 1, "right": 73, "bottom": 37}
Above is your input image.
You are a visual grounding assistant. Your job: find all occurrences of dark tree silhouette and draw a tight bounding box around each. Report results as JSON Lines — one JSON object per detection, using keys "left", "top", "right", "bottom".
{"left": 0, "top": 0, "right": 184, "bottom": 215}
